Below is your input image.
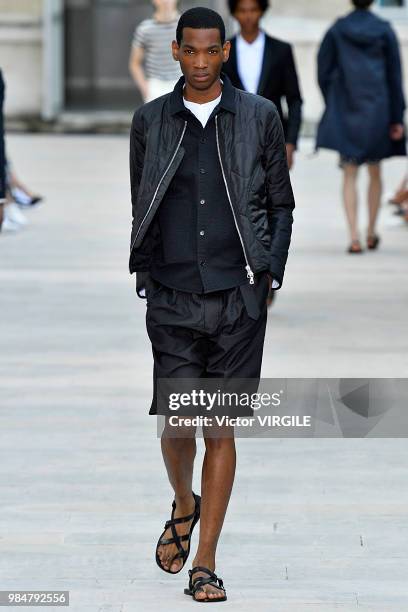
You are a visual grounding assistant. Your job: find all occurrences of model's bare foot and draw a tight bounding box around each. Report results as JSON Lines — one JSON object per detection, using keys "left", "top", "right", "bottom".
{"left": 157, "top": 493, "right": 196, "bottom": 572}
{"left": 389, "top": 188, "right": 408, "bottom": 205}
{"left": 190, "top": 559, "right": 225, "bottom": 601}
{"left": 347, "top": 239, "right": 363, "bottom": 254}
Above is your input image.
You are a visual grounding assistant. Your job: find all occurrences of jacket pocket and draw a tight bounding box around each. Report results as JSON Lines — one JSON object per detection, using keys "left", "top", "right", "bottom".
{"left": 247, "top": 163, "right": 266, "bottom": 199}
{"left": 245, "top": 166, "right": 270, "bottom": 250}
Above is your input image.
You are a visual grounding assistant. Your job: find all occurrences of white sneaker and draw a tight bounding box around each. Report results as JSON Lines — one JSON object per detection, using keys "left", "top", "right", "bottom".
{"left": 11, "top": 187, "right": 43, "bottom": 207}
{"left": 4, "top": 202, "right": 28, "bottom": 226}
{"left": 11, "top": 186, "right": 32, "bottom": 206}
{"left": 1, "top": 216, "right": 20, "bottom": 232}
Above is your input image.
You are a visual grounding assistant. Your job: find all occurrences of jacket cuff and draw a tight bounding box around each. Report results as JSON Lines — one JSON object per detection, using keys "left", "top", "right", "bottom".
{"left": 286, "top": 137, "right": 298, "bottom": 149}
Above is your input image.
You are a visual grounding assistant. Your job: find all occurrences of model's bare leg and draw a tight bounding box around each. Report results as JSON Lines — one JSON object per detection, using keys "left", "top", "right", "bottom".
{"left": 343, "top": 163, "right": 360, "bottom": 244}
{"left": 157, "top": 419, "right": 197, "bottom": 572}
{"left": 367, "top": 163, "right": 382, "bottom": 239}
{"left": 8, "top": 170, "right": 35, "bottom": 198}
{"left": 390, "top": 171, "right": 407, "bottom": 203}
{"left": 191, "top": 425, "right": 236, "bottom": 600}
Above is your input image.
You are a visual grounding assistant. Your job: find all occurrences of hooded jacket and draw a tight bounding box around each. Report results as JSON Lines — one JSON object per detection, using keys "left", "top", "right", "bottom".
{"left": 129, "top": 73, "right": 295, "bottom": 298}
{"left": 316, "top": 9, "right": 406, "bottom": 161}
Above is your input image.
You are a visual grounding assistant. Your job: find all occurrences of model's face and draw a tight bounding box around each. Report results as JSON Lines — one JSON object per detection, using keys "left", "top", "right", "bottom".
{"left": 152, "top": 0, "right": 178, "bottom": 11}
{"left": 172, "top": 28, "right": 230, "bottom": 91}
{"left": 233, "top": 0, "right": 263, "bottom": 32}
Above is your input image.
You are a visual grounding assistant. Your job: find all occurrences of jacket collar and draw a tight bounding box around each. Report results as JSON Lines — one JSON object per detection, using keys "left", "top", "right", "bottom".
{"left": 169, "top": 71, "right": 236, "bottom": 116}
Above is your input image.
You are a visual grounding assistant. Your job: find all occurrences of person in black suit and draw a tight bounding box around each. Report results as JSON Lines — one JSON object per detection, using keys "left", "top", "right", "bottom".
{"left": 224, "top": 0, "right": 302, "bottom": 307}
{"left": 224, "top": 0, "right": 302, "bottom": 170}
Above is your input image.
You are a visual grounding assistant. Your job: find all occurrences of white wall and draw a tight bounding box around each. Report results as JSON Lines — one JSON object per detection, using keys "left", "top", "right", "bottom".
{"left": 269, "top": 0, "right": 352, "bottom": 19}
{"left": 0, "top": 13, "right": 43, "bottom": 117}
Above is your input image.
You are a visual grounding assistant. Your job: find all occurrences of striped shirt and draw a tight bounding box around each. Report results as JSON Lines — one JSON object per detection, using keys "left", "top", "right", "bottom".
{"left": 132, "top": 18, "right": 182, "bottom": 81}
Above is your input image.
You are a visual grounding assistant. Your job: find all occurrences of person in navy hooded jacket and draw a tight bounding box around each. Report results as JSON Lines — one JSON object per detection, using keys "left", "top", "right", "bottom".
{"left": 316, "top": 0, "right": 406, "bottom": 254}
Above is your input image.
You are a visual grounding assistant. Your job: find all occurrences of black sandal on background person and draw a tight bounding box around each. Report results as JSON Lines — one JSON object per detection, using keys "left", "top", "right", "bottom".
{"left": 367, "top": 234, "right": 380, "bottom": 250}
{"left": 184, "top": 566, "right": 227, "bottom": 602}
{"left": 155, "top": 492, "right": 201, "bottom": 574}
{"left": 347, "top": 239, "right": 364, "bottom": 254}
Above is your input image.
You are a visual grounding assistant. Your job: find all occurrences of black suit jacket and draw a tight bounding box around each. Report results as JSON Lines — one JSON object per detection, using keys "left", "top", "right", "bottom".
{"left": 223, "top": 33, "right": 302, "bottom": 146}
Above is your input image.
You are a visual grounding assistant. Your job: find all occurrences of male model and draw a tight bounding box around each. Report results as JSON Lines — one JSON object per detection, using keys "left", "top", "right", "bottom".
{"left": 129, "top": 7, "right": 295, "bottom": 602}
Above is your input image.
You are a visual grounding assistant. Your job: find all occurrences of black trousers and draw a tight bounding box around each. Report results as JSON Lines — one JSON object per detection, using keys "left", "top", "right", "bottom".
{"left": 145, "top": 271, "right": 269, "bottom": 415}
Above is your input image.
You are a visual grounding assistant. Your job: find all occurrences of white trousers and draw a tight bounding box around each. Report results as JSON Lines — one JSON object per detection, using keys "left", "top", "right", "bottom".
{"left": 145, "top": 77, "right": 179, "bottom": 103}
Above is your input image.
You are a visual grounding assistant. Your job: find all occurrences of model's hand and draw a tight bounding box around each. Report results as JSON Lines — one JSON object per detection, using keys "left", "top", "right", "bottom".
{"left": 390, "top": 124, "right": 404, "bottom": 141}
{"left": 286, "top": 143, "right": 295, "bottom": 170}
{"left": 266, "top": 273, "right": 275, "bottom": 307}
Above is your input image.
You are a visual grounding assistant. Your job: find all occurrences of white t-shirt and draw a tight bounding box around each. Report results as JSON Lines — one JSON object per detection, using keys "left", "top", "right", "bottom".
{"left": 236, "top": 30, "right": 266, "bottom": 94}
{"left": 183, "top": 93, "right": 222, "bottom": 128}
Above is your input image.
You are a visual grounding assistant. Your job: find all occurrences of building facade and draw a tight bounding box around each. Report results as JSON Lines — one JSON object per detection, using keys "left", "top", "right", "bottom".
{"left": 1, "top": 0, "right": 408, "bottom": 127}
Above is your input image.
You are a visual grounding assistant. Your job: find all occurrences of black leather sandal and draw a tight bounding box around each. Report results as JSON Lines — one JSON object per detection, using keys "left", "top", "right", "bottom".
{"left": 184, "top": 566, "right": 227, "bottom": 602}
{"left": 155, "top": 492, "right": 201, "bottom": 574}
{"left": 367, "top": 234, "right": 380, "bottom": 250}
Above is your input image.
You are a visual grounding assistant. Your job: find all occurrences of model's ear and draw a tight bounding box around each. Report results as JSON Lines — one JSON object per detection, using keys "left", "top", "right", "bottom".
{"left": 172, "top": 40, "right": 180, "bottom": 62}
{"left": 222, "top": 40, "right": 231, "bottom": 63}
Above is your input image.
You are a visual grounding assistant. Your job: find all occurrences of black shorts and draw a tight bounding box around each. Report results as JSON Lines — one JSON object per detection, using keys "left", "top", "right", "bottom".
{"left": 145, "top": 272, "right": 270, "bottom": 415}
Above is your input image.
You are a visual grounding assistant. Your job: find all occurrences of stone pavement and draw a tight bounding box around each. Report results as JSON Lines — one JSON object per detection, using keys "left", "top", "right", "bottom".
{"left": 0, "top": 134, "right": 407, "bottom": 611}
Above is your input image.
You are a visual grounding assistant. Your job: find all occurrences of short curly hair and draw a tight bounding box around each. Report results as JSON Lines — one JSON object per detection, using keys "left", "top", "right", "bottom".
{"left": 228, "top": 0, "right": 269, "bottom": 15}
{"left": 352, "top": 0, "right": 374, "bottom": 8}
{"left": 176, "top": 7, "right": 226, "bottom": 45}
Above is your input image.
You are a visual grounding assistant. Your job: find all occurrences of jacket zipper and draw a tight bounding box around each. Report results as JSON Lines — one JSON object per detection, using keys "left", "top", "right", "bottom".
{"left": 215, "top": 114, "right": 255, "bottom": 285}
{"left": 130, "top": 120, "right": 188, "bottom": 254}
